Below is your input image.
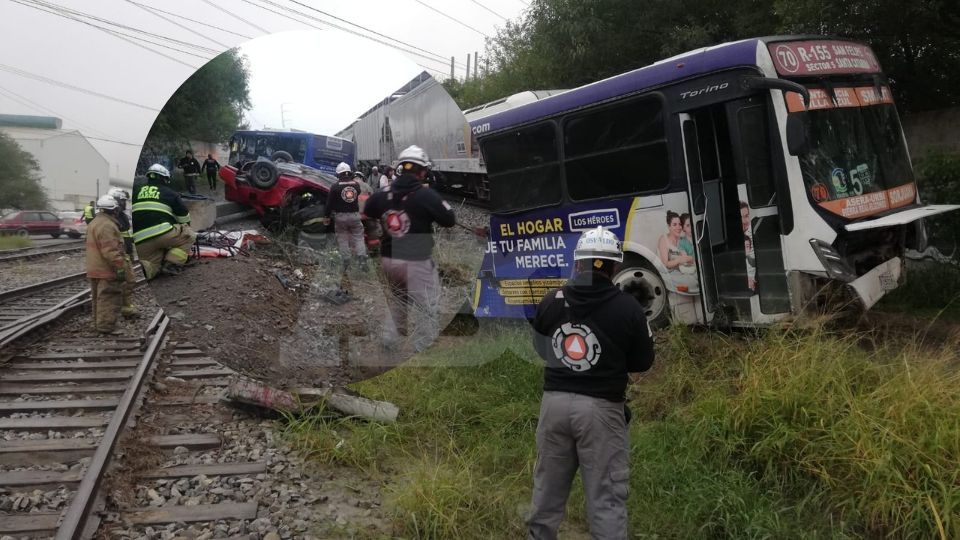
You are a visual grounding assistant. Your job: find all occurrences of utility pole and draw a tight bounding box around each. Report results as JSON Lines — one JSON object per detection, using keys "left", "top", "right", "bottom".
{"left": 465, "top": 53, "right": 471, "bottom": 82}
{"left": 474, "top": 51, "right": 478, "bottom": 79}
{"left": 281, "top": 103, "right": 293, "bottom": 129}
{"left": 450, "top": 56, "right": 455, "bottom": 82}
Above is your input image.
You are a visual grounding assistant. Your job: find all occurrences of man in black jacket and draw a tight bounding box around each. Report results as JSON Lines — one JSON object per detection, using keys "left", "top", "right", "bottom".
{"left": 364, "top": 145, "right": 456, "bottom": 353}
{"left": 527, "top": 226, "right": 655, "bottom": 540}
{"left": 325, "top": 162, "right": 368, "bottom": 271}
{"left": 201, "top": 154, "right": 220, "bottom": 191}
{"left": 177, "top": 150, "right": 201, "bottom": 195}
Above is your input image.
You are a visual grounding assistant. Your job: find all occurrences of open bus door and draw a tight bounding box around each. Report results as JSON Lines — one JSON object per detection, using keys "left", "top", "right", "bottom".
{"left": 678, "top": 113, "right": 718, "bottom": 322}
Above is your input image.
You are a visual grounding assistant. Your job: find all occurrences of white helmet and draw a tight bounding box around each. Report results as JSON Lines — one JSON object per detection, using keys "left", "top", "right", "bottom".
{"left": 147, "top": 163, "right": 171, "bottom": 183}
{"left": 397, "top": 145, "right": 432, "bottom": 169}
{"left": 335, "top": 162, "right": 352, "bottom": 175}
{"left": 107, "top": 187, "right": 128, "bottom": 201}
{"left": 96, "top": 194, "right": 119, "bottom": 210}
{"left": 573, "top": 226, "right": 623, "bottom": 262}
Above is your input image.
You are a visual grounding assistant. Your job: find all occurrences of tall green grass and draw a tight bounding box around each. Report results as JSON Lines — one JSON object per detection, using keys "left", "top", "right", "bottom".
{"left": 878, "top": 264, "right": 960, "bottom": 321}
{"left": 285, "top": 320, "right": 960, "bottom": 539}
{"left": 0, "top": 235, "right": 31, "bottom": 250}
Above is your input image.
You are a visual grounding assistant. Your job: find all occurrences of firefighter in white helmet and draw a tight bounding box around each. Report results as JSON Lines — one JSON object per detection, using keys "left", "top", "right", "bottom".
{"left": 131, "top": 164, "right": 197, "bottom": 279}
{"left": 364, "top": 145, "right": 456, "bottom": 353}
{"left": 107, "top": 187, "right": 137, "bottom": 317}
{"left": 526, "top": 226, "right": 655, "bottom": 539}
{"left": 85, "top": 194, "right": 127, "bottom": 334}
{"left": 322, "top": 162, "right": 368, "bottom": 281}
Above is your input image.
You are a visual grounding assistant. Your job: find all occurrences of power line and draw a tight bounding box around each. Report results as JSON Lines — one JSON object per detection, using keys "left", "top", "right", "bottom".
{"left": 0, "top": 63, "right": 160, "bottom": 112}
{"left": 468, "top": 0, "right": 507, "bottom": 21}
{"left": 199, "top": 0, "right": 269, "bottom": 34}
{"left": 10, "top": 0, "right": 205, "bottom": 68}
{"left": 285, "top": 0, "right": 467, "bottom": 69}
{"left": 127, "top": 1, "right": 253, "bottom": 40}
{"left": 126, "top": 0, "right": 231, "bottom": 50}
{"left": 0, "top": 85, "right": 117, "bottom": 140}
{"left": 241, "top": 0, "right": 455, "bottom": 73}
{"left": 411, "top": 0, "right": 490, "bottom": 38}
{"left": 14, "top": 0, "right": 220, "bottom": 55}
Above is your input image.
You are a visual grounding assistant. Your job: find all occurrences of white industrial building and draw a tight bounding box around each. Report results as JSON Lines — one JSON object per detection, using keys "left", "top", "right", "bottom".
{"left": 0, "top": 115, "right": 107, "bottom": 211}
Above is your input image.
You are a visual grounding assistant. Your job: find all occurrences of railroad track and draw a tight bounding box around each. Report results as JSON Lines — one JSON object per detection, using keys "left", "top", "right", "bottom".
{"left": 0, "top": 310, "right": 169, "bottom": 538}
{"left": 0, "top": 273, "right": 90, "bottom": 348}
{"left": 0, "top": 271, "right": 301, "bottom": 538}
{"left": 0, "top": 243, "right": 86, "bottom": 264}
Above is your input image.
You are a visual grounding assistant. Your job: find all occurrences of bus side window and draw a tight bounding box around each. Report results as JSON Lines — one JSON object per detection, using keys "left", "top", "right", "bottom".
{"left": 482, "top": 122, "right": 562, "bottom": 213}
{"left": 562, "top": 96, "right": 669, "bottom": 201}
{"left": 738, "top": 105, "right": 776, "bottom": 206}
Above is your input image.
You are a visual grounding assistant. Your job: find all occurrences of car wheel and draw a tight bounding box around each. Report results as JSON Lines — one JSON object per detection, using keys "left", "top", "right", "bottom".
{"left": 270, "top": 150, "right": 294, "bottom": 163}
{"left": 67, "top": 232, "right": 81, "bottom": 239}
{"left": 16, "top": 229, "right": 28, "bottom": 237}
{"left": 613, "top": 257, "right": 670, "bottom": 328}
{"left": 51, "top": 232, "right": 61, "bottom": 239}
{"left": 249, "top": 160, "right": 279, "bottom": 189}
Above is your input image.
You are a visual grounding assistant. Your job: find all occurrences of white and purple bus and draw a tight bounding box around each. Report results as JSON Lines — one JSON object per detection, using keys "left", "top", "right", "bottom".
{"left": 468, "top": 36, "right": 959, "bottom": 327}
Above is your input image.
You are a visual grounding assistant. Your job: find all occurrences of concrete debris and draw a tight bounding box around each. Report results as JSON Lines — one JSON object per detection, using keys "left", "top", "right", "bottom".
{"left": 224, "top": 377, "right": 399, "bottom": 423}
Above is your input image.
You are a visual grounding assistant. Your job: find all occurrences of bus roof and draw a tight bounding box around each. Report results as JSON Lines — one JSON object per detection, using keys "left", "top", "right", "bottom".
{"left": 232, "top": 130, "right": 352, "bottom": 144}
{"left": 472, "top": 38, "right": 763, "bottom": 134}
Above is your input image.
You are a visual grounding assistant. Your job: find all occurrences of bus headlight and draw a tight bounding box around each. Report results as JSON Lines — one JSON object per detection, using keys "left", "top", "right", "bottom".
{"left": 809, "top": 239, "right": 857, "bottom": 282}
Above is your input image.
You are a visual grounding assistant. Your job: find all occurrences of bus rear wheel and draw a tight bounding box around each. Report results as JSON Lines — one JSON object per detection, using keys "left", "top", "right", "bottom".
{"left": 614, "top": 259, "right": 670, "bottom": 328}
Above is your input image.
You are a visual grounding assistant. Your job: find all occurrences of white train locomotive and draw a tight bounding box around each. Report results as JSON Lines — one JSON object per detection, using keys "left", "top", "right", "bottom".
{"left": 336, "top": 71, "right": 565, "bottom": 203}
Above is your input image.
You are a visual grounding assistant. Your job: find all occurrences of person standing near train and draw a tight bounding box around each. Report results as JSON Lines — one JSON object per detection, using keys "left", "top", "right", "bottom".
{"left": 364, "top": 146, "right": 456, "bottom": 353}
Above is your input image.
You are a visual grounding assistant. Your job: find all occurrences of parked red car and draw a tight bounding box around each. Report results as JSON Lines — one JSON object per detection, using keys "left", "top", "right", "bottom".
{"left": 0, "top": 210, "right": 65, "bottom": 238}
{"left": 220, "top": 159, "right": 379, "bottom": 246}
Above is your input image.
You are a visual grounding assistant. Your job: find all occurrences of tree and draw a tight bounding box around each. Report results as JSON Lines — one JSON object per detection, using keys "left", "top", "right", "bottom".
{"left": 454, "top": 0, "right": 959, "bottom": 113}
{"left": 0, "top": 132, "right": 48, "bottom": 210}
{"left": 143, "top": 48, "right": 251, "bottom": 162}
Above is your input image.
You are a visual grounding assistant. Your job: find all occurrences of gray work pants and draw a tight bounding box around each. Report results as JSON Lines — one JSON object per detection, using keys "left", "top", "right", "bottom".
{"left": 527, "top": 391, "right": 629, "bottom": 540}
{"left": 379, "top": 257, "right": 439, "bottom": 353}
{"left": 333, "top": 212, "right": 366, "bottom": 259}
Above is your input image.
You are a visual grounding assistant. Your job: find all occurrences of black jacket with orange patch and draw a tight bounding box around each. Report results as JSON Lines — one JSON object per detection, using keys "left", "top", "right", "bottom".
{"left": 531, "top": 271, "right": 655, "bottom": 402}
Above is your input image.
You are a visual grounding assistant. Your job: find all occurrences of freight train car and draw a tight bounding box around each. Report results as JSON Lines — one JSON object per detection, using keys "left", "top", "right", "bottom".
{"left": 337, "top": 72, "right": 565, "bottom": 203}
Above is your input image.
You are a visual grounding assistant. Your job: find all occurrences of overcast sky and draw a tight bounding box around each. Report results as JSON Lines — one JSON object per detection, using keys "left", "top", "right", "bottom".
{"left": 0, "top": 0, "right": 526, "bottom": 182}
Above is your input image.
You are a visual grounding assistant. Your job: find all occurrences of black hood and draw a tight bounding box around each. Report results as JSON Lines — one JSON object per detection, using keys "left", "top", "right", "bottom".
{"left": 390, "top": 173, "right": 423, "bottom": 195}
{"left": 562, "top": 271, "right": 621, "bottom": 318}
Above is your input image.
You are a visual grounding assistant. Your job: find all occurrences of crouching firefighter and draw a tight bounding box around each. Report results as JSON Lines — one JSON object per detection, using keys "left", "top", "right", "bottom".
{"left": 132, "top": 164, "right": 197, "bottom": 279}
{"left": 527, "top": 226, "right": 655, "bottom": 540}
{"left": 108, "top": 187, "right": 137, "bottom": 317}
{"left": 325, "top": 162, "right": 368, "bottom": 274}
{"left": 85, "top": 194, "right": 127, "bottom": 334}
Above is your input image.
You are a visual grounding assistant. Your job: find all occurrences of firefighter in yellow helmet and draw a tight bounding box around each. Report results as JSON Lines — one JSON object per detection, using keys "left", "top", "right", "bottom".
{"left": 131, "top": 164, "right": 196, "bottom": 279}
{"left": 85, "top": 194, "right": 126, "bottom": 334}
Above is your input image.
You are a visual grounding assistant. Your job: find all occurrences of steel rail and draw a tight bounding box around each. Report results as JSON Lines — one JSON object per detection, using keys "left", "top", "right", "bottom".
{"left": 0, "top": 244, "right": 86, "bottom": 263}
{"left": 0, "top": 271, "right": 86, "bottom": 303}
{"left": 55, "top": 309, "right": 169, "bottom": 540}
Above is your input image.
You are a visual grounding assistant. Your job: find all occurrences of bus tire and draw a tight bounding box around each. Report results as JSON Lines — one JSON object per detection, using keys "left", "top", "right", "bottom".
{"left": 614, "top": 258, "right": 670, "bottom": 328}
{"left": 249, "top": 160, "right": 279, "bottom": 189}
{"left": 271, "top": 150, "right": 294, "bottom": 163}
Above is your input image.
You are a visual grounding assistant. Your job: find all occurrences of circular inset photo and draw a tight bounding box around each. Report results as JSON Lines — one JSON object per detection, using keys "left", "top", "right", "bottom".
{"left": 133, "top": 30, "right": 488, "bottom": 388}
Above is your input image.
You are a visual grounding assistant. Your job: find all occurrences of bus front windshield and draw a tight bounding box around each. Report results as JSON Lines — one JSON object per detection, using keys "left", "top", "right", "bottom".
{"left": 794, "top": 85, "right": 915, "bottom": 219}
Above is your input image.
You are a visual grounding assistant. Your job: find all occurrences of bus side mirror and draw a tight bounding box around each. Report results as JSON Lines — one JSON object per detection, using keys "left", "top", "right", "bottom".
{"left": 786, "top": 114, "right": 810, "bottom": 156}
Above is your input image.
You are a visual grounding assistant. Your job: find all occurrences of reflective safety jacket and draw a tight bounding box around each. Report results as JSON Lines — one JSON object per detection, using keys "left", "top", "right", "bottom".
{"left": 131, "top": 180, "right": 191, "bottom": 244}
{"left": 85, "top": 212, "right": 124, "bottom": 279}
{"left": 82, "top": 204, "right": 95, "bottom": 223}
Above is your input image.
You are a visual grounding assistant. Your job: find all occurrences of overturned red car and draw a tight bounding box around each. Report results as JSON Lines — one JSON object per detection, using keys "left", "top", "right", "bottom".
{"left": 220, "top": 157, "right": 379, "bottom": 247}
